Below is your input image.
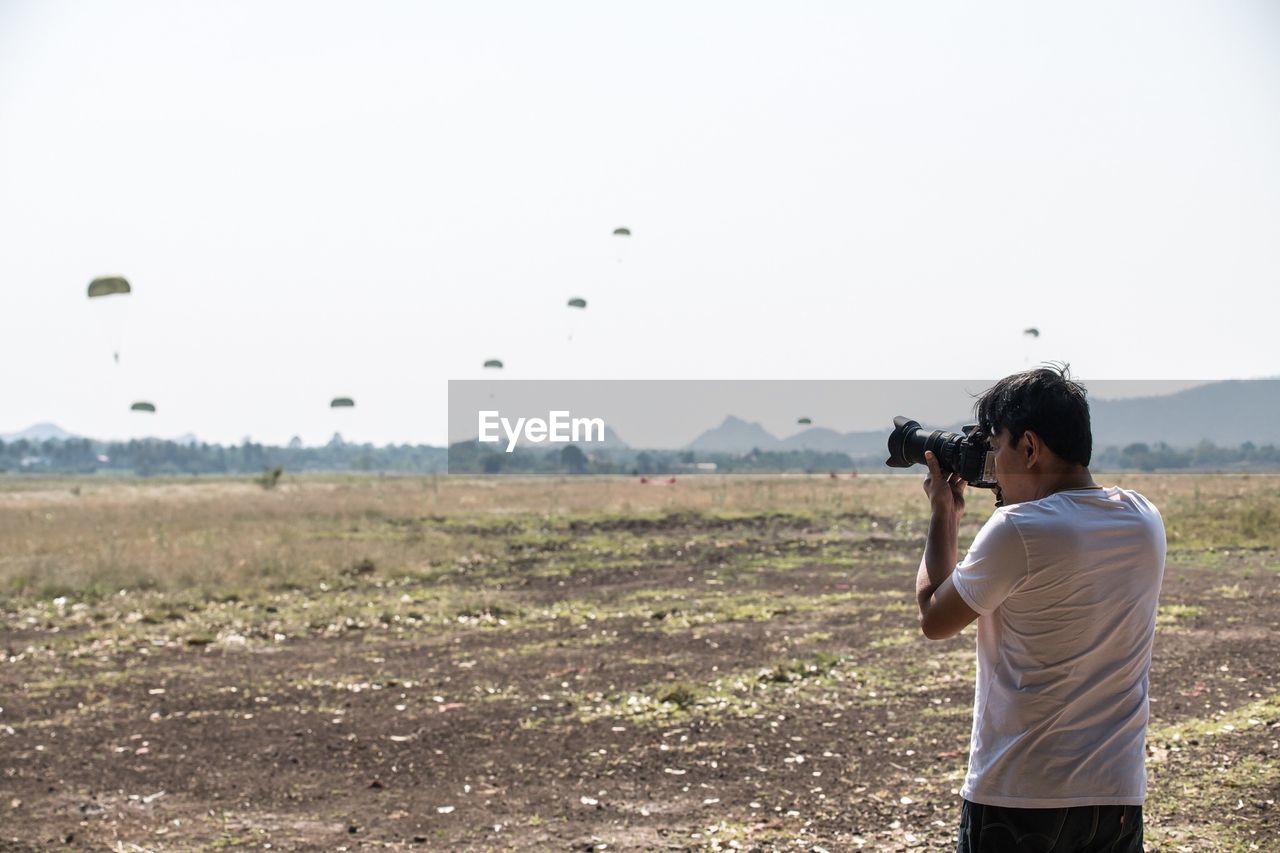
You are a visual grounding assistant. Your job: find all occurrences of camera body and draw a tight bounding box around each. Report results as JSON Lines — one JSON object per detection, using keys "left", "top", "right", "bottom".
{"left": 885, "top": 416, "right": 998, "bottom": 490}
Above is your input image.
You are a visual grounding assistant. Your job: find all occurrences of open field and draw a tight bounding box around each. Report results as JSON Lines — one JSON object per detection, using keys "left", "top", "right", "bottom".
{"left": 1, "top": 474, "right": 1277, "bottom": 851}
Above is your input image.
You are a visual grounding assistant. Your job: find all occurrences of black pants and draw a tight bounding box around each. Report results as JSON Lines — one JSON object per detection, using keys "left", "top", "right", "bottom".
{"left": 956, "top": 799, "right": 1143, "bottom": 852}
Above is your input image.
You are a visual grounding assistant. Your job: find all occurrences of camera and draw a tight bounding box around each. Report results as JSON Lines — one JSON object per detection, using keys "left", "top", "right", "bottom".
{"left": 885, "top": 416, "right": 998, "bottom": 491}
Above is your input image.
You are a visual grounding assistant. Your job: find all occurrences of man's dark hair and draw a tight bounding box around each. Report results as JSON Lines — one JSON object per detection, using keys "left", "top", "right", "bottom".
{"left": 975, "top": 364, "right": 1092, "bottom": 466}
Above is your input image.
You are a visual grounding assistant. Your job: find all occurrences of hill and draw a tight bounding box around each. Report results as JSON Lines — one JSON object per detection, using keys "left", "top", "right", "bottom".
{"left": 0, "top": 422, "right": 79, "bottom": 442}
{"left": 686, "top": 416, "right": 782, "bottom": 453}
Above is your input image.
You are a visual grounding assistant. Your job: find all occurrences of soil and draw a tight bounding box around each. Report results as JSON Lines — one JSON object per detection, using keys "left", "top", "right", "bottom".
{"left": 1, "top": 513, "right": 1277, "bottom": 851}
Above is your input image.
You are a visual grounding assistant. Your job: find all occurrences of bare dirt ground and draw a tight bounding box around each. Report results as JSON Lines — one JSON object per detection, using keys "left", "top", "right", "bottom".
{"left": 1, "top": 475, "right": 1277, "bottom": 851}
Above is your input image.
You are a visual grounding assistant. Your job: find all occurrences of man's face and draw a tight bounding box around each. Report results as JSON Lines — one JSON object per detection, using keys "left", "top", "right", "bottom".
{"left": 988, "top": 427, "right": 1030, "bottom": 505}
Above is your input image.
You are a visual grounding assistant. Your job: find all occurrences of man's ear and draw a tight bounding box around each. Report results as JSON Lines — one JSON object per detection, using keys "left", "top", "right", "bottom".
{"left": 1020, "top": 430, "right": 1042, "bottom": 469}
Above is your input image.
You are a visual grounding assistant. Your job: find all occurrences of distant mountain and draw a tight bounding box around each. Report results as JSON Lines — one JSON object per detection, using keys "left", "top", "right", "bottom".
{"left": 1091, "top": 379, "right": 1280, "bottom": 448}
{"left": 777, "top": 426, "right": 847, "bottom": 452}
{"left": 0, "top": 423, "right": 79, "bottom": 442}
{"left": 686, "top": 416, "right": 782, "bottom": 453}
{"left": 0, "top": 425, "right": 203, "bottom": 446}
{"left": 596, "top": 425, "right": 629, "bottom": 450}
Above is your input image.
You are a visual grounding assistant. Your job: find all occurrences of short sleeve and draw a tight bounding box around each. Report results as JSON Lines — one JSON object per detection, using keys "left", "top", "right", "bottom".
{"left": 950, "top": 510, "right": 1029, "bottom": 616}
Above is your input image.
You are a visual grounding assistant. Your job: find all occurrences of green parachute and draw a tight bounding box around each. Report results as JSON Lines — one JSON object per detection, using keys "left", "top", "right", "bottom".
{"left": 88, "top": 276, "right": 131, "bottom": 298}
{"left": 88, "top": 275, "right": 132, "bottom": 364}
{"left": 130, "top": 401, "right": 156, "bottom": 413}
{"left": 612, "top": 227, "right": 631, "bottom": 264}
{"left": 567, "top": 297, "right": 587, "bottom": 309}
{"left": 330, "top": 397, "right": 355, "bottom": 408}
{"left": 484, "top": 359, "right": 504, "bottom": 369}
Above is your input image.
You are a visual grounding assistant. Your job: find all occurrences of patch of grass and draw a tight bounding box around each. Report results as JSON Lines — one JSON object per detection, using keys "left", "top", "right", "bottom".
{"left": 869, "top": 628, "right": 918, "bottom": 650}
{"left": 656, "top": 681, "right": 702, "bottom": 709}
{"left": 1157, "top": 603, "right": 1206, "bottom": 626}
{"left": 792, "top": 629, "right": 834, "bottom": 644}
{"left": 569, "top": 652, "right": 855, "bottom": 726}
{"left": 613, "top": 587, "right": 898, "bottom": 635}
{"left": 1162, "top": 487, "right": 1280, "bottom": 552}
{"left": 1149, "top": 692, "right": 1280, "bottom": 744}
{"left": 454, "top": 600, "right": 523, "bottom": 622}
{"left": 757, "top": 651, "right": 844, "bottom": 683}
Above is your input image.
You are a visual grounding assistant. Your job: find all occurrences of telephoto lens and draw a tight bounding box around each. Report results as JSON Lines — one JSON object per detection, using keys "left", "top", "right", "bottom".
{"left": 885, "top": 416, "right": 998, "bottom": 490}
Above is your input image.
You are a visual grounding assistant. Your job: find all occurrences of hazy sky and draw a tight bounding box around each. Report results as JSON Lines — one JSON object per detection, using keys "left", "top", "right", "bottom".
{"left": 2, "top": 1, "right": 1278, "bottom": 445}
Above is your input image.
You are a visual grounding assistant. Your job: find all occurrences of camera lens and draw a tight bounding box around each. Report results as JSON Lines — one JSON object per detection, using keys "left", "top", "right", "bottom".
{"left": 886, "top": 416, "right": 922, "bottom": 468}
{"left": 885, "top": 416, "right": 998, "bottom": 491}
{"left": 886, "top": 416, "right": 966, "bottom": 470}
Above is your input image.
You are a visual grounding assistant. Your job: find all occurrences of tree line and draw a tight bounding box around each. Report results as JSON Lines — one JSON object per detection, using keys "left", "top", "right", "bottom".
{"left": 0, "top": 435, "right": 446, "bottom": 476}
{"left": 3, "top": 435, "right": 1278, "bottom": 477}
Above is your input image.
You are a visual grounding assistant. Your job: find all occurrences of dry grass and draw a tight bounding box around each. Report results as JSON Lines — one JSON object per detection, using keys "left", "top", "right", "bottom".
{"left": 1, "top": 472, "right": 1277, "bottom": 603}
{"left": 0, "top": 474, "right": 921, "bottom": 600}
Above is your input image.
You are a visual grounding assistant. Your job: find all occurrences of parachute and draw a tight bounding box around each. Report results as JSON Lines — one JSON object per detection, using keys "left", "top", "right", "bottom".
{"left": 1021, "top": 327, "right": 1041, "bottom": 365}
{"left": 88, "top": 276, "right": 131, "bottom": 298}
{"left": 565, "top": 298, "right": 588, "bottom": 342}
{"left": 329, "top": 397, "right": 356, "bottom": 443}
{"left": 797, "top": 417, "right": 812, "bottom": 425}
{"left": 88, "top": 275, "right": 132, "bottom": 365}
{"left": 612, "top": 227, "right": 631, "bottom": 264}
{"left": 130, "top": 401, "right": 156, "bottom": 413}
{"left": 484, "top": 359, "right": 504, "bottom": 369}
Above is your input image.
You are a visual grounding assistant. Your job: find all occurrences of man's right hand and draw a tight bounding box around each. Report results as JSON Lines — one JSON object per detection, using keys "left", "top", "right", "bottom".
{"left": 923, "top": 450, "right": 966, "bottom": 520}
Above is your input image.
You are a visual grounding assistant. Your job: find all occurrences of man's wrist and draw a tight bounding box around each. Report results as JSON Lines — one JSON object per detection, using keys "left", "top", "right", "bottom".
{"left": 930, "top": 502, "right": 961, "bottom": 522}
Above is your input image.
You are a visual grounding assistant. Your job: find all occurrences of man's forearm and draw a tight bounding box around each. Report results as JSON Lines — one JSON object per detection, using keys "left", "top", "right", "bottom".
{"left": 916, "top": 508, "right": 959, "bottom": 615}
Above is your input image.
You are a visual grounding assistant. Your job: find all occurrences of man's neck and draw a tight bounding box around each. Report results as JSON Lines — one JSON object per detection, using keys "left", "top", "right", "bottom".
{"left": 1039, "top": 467, "right": 1099, "bottom": 499}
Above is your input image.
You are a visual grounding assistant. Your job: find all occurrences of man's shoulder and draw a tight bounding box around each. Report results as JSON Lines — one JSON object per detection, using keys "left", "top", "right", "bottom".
{"left": 1010, "top": 486, "right": 1159, "bottom": 514}
{"left": 968, "top": 507, "right": 1029, "bottom": 556}
{"left": 1000, "top": 487, "right": 1165, "bottom": 549}
{"left": 1091, "top": 485, "right": 1164, "bottom": 520}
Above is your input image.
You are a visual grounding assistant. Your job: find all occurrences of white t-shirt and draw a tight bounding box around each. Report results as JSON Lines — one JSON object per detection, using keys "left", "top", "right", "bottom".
{"left": 949, "top": 485, "right": 1166, "bottom": 808}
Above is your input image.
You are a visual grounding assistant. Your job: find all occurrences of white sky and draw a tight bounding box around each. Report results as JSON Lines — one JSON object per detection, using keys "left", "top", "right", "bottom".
{"left": 2, "top": 0, "right": 1278, "bottom": 446}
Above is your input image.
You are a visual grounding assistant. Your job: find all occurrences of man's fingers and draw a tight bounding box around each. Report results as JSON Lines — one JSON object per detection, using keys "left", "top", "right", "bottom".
{"left": 923, "top": 452, "right": 947, "bottom": 498}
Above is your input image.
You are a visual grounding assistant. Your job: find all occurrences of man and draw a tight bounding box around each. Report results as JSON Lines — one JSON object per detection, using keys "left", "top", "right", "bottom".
{"left": 914, "top": 367, "right": 1166, "bottom": 852}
